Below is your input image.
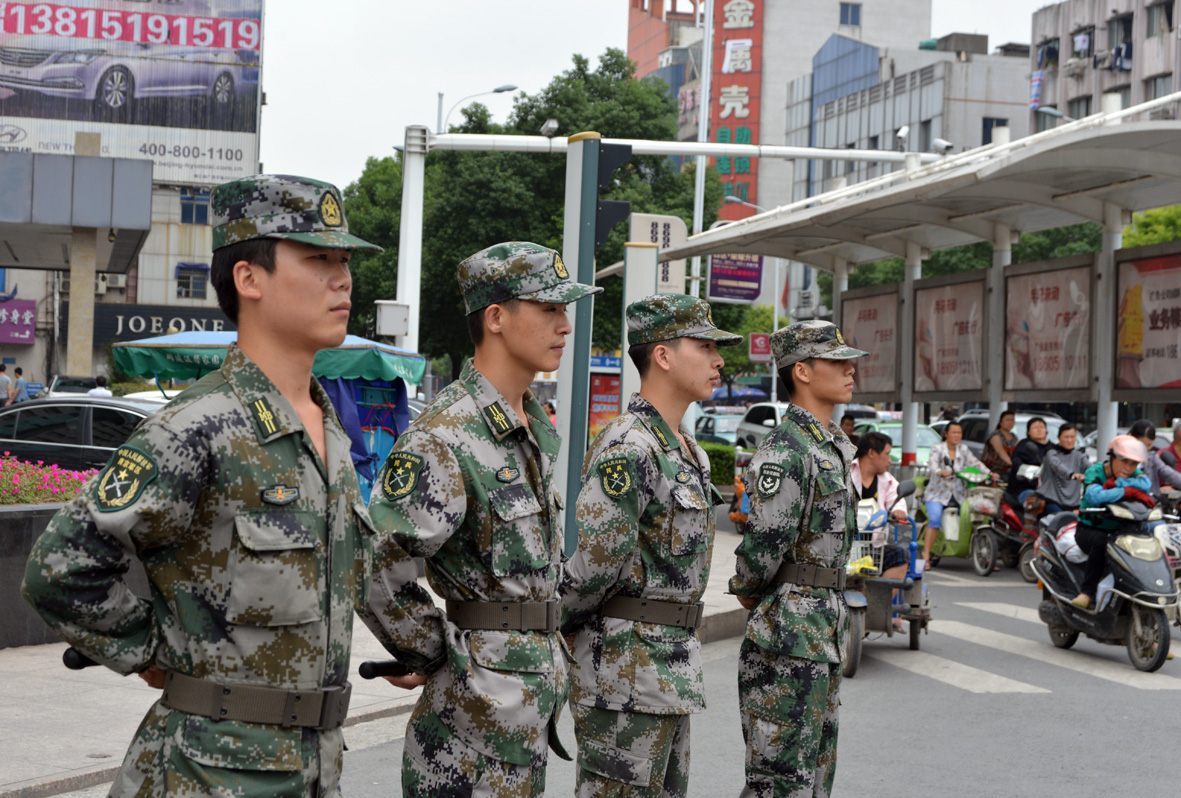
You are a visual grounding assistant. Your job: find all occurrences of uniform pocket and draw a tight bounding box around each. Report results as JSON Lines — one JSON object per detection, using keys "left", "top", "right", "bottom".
{"left": 487, "top": 483, "right": 549, "bottom": 576}
{"left": 175, "top": 715, "right": 302, "bottom": 771}
{"left": 669, "top": 485, "right": 710, "bottom": 556}
{"left": 227, "top": 509, "right": 324, "bottom": 626}
{"left": 580, "top": 738, "right": 654, "bottom": 787}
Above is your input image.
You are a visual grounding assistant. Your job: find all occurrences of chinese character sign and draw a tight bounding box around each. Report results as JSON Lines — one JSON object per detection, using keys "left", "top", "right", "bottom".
{"left": 588, "top": 373, "right": 622, "bottom": 440}
{"left": 713, "top": 0, "right": 762, "bottom": 220}
{"left": 749, "top": 332, "right": 771, "bottom": 363}
{"left": 843, "top": 293, "right": 898, "bottom": 396}
{"left": 914, "top": 281, "right": 985, "bottom": 393}
{"left": 1005, "top": 267, "right": 1091, "bottom": 391}
{"left": 708, "top": 253, "right": 763, "bottom": 303}
{"left": 1117, "top": 254, "right": 1181, "bottom": 390}
{"left": 0, "top": 299, "right": 36, "bottom": 344}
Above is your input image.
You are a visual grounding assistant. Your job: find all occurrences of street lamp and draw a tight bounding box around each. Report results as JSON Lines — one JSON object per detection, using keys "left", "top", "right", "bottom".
{"left": 437, "top": 84, "right": 518, "bottom": 133}
{"left": 1035, "top": 106, "right": 1077, "bottom": 125}
{"left": 723, "top": 196, "right": 783, "bottom": 403}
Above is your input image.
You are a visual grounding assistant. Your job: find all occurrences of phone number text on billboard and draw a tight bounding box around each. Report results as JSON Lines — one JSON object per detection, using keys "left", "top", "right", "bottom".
{"left": 0, "top": 3, "right": 260, "bottom": 50}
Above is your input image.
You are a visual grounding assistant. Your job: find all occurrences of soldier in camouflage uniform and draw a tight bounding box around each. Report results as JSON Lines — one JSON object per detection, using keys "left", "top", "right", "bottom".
{"left": 364, "top": 242, "right": 601, "bottom": 797}
{"left": 22, "top": 174, "right": 432, "bottom": 797}
{"left": 730, "top": 320, "right": 867, "bottom": 798}
{"left": 560, "top": 294, "right": 741, "bottom": 798}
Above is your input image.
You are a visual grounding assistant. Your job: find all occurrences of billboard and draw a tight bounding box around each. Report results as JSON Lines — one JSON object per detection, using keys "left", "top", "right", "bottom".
{"left": 914, "top": 279, "right": 985, "bottom": 394}
{"left": 588, "top": 373, "right": 621, "bottom": 441}
{"left": 1116, "top": 252, "right": 1181, "bottom": 391}
{"left": 0, "top": 297, "right": 35, "bottom": 344}
{"left": 842, "top": 291, "right": 898, "bottom": 398}
{"left": 708, "top": 252, "right": 762, "bottom": 303}
{"left": 1004, "top": 265, "right": 1091, "bottom": 392}
{"left": 711, "top": 0, "right": 762, "bottom": 218}
{"left": 0, "top": 0, "right": 262, "bottom": 184}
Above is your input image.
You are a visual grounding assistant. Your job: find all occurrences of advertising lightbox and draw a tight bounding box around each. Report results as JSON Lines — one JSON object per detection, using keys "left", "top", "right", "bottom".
{"left": 914, "top": 276, "right": 985, "bottom": 397}
{"left": 1116, "top": 249, "right": 1181, "bottom": 396}
{"left": 1004, "top": 262, "right": 1091, "bottom": 394}
{"left": 841, "top": 287, "right": 899, "bottom": 401}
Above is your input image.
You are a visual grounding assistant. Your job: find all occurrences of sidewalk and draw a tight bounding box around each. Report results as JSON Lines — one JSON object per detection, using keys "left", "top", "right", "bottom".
{"left": 0, "top": 536, "right": 746, "bottom": 798}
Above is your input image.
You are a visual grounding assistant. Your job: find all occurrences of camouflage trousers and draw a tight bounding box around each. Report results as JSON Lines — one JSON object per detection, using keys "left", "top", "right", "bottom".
{"left": 108, "top": 702, "right": 343, "bottom": 797}
{"left": 402, "top": 710, "right": 546, "bottom": 798}
{"left": 571, "top": 704, "right": 690, "bottom": 798}
{"left": 737, "top": 639, "right": 840, "bottom": 798}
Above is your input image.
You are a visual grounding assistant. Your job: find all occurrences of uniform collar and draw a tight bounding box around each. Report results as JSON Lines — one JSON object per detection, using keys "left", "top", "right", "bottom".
{"left": 627, "top": 393, "right": 681, "bottom": 451}
{"left": 222, "top": 344, "right": 333, "bottom": 445}
{"left": 460, "top": 358, "right": 549, "bottom": 443}
{"left": 784, "top": 403, "right": 836, "bottom": 446}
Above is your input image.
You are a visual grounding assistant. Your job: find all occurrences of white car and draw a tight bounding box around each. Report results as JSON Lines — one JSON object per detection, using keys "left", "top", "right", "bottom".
{"left": 735, "top": 402, "right": 792, "bottom": 449}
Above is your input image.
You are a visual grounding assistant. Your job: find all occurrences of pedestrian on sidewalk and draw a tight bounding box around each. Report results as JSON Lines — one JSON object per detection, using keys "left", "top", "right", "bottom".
{"left": 729, "top": 320, "right": 866, "bottom": 798}
{"left": 560, "top": 294, "right": 742, "bottom": 798}
{"left": 87, "top": 374, "right": 113, "bottom": 397}
{"left": 11, "top": 366, "right": 29, "bottom": 402}
{"left": 0, "top": 363, "right": 10, "bottom": 407}
{"left": 23, "top": 174, "right": 429, "bottom": 797}
{"left": 365, "top": 242, "right": 601, "bottom": 797}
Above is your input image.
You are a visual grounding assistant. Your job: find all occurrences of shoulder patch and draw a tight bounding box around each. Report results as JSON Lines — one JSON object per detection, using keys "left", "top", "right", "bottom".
{"left": 652, "top": 424, "right": 672, "bottom": 448}
{"left": 484, "top": 402, "right": 514, "bottom": 435}
{"left": 756, "top": 462, "right": 786, "bottom": 498}
{"left": 250, "top": 397, "right": 280, "bottom": 438}
{"left": 807, "top": 422, "right": 826, "bottom": 444}
{"left": 95, "top": 446, "right": 158, "bottom": 512}
{"left": 598, "top": 456, "right": 634, "bottom": 499}
{"left": 496, "top": 466, "right": 520, "bottom": 483}
{"left": 262, "top": 484, "right": 300, "bottom": 505}
{"left": 382, "top": 452, "right": 425, "bottom": 501}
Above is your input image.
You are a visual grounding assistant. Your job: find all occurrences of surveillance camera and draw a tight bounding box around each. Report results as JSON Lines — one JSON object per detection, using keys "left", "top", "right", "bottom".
{"left": 896, "top": 125, "right": 910, "bottom": 140}
{"left": 931, "top": 137, "right": 954, "bottom": 154}
{"left": 540, "top": 118, "right": 560, "bottom": 138}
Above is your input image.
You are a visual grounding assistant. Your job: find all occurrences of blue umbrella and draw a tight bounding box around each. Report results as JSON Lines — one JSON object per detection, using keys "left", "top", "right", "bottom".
{"left": 710, "top": 385, "right": 768, "bottom": 401}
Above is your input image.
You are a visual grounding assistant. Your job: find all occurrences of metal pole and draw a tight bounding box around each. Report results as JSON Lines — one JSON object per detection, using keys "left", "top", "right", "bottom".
{"left": 770, "top": 256, "right": 779, "bottom": 404}
{"left": 832, "top": 257, "right": 848, "bottom": 419}
{"left": 900, "top": 241, "right": 923, "bottom": 466}
{"left": 690, "top": 0, "right": 714, "bottom": 298}
{"left": 436, "top": 92, "right": 443, "bottom": 133}
{"left": 395, "top": 126, "right": 428, "bottom": 354}
{"left": 987, "top": 223, "right": 1011, "bottom": 432}
{"left": 1095, "top": 201, "right": 1122, "bottom": 453}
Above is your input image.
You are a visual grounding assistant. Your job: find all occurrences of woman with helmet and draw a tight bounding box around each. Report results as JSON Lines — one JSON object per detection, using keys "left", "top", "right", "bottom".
{"left": 1071, "top": 435, "right": 1154, "bottom": 608}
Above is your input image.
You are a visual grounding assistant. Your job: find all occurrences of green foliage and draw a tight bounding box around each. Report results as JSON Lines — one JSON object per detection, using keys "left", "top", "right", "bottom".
{"left": 341, "top": 48, "right": 724, "bottom": 373}
{"left": 715, "top": 303, "right": 774, "bottom": 382}
{"left": 699, "top": 441, "right": 736, "bottom": 487}
{"left": 1122, "top": 205, "right": 1181, "bottom": 248}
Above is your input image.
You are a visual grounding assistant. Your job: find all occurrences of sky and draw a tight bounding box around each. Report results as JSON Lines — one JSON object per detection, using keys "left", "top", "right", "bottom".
{"left": 258, "top": 1, "right": 1050, "bottom": 190}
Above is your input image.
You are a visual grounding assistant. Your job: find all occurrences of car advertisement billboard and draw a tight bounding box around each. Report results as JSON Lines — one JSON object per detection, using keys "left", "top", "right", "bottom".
{"left": 0, "top": 0, "right": 262, "bottom": 185}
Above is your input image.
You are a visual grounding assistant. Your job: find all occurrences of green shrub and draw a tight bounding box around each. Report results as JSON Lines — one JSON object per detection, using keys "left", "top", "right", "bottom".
{"left": 699, "top": 442, "right": 736, "bottom": 487}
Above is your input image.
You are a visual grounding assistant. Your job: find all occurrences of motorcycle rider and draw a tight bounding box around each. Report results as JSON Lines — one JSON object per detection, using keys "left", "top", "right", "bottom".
{"left": 922, "top": 421, "right": 995, "bottom": 568}
{"left": 1071, "top": 435, "right": 1153, "bottom": 609}
{"left": 1037, "top": 423, "right": 1089, "bottom": 514}
{"left": 1129, "top": 419, "right": 1181, "bottom": 501}
{"left": 1007, "top": 417, "right": 1050, "bottom": 504}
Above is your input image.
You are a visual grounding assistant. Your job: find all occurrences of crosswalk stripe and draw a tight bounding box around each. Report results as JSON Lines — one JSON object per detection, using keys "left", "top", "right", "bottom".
{"left": 923, "top": 571, "right": 1034, "bottom": 589}
{"left": 934, "top": 620, "right": 1181, "bottom": 690}
{"left": 866, "top": 648, "right": 1049, "bottom": 693}
{"left": 956, "top": 602, "right": 1042, "bottom": 624}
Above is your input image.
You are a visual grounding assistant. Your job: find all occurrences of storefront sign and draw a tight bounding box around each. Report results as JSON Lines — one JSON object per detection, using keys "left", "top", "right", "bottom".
{"left": 1117, "top": 253, "right": 1181, "bottom": 390}
{"left": 843, "top": 293, "right": 897, "bottom": 395}
{"left": 711, "top": 0, "right": 762, "bottom": 219}
{"left": 1005, "top": 266, "right": 1090, "bottom": 391}
{"left": 914, "top": 281, "right": 985, "bottom": 393}
{"left": 61, "top": 302, "right": 234, "bottom": 347}
{"left": 588, "top": 373, "right": 621, "bottom": 440}
{"left": 749, "top": 332, "right": 770, "bottom": 363}
{"left": 0, "top": 298, "right": 35, "bottom": 344}
{"left": 708, "top": 252, "right": 762, "bottom": 303}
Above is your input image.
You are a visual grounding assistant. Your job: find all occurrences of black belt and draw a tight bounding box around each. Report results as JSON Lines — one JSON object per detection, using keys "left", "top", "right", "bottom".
{"left": 160, "top": 671, "right": 351, "bottom": 729}
{"left": 600, "top": 595, "right": 705, "bottom": 629}
{"left": 446, "top": 599, "right": 560, "bottom": 633}
{"left": 774, "top": 562, "right": 847, "bottom": 590}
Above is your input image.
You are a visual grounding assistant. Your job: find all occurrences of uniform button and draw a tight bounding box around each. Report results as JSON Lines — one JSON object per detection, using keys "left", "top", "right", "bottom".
{"left": 294, "top": 695, "right": 301, "bottom": 702}
{"left": 223, "top": 688, "right": 231, "bottom": 695}
{"left": 219, "top": 708, "right": 227, "bottom": 716}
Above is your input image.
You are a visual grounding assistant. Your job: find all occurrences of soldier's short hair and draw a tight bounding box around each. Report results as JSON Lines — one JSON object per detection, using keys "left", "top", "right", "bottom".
{"left": 628, "top": 338, "right": 681, "bottom": 378}
{"left": 211, "top": 238, "right": 277, "bottom": 324}
{"left": 466, "top": 298, "right": 520, "bottom": 346}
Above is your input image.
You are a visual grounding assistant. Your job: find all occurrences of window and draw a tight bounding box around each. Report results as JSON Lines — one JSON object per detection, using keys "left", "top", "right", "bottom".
{"left": 1113, "top": 86, "right": 1132, "bottom": 109}
{"left": 0, "top": 409, "right": 15, "bottom": 438}
{"left": 1147, "top": 2, "right": 1174, "bottom": 37}
{"left": 744, "top": 406, "right": 774, "bottom": 427}
{"left": 1108, "top": 14, "right": 1132, "bottom": 49}
{"left": 1070, "top": 26, "right": 1094, "bottom": 58}
{"left": 1068, "top": 96, "right": 1092, "bottom": 119}
{"left": 894, "top": 127, "right": 908, "bottom": 151}
{"left": 982, "top": 117, "right": 1009, "bottom": 145}
{"left": 15, "top": 405, "right": 81, "bottom": 444}
{"left": 1036, "top": 38, "right": 1060, "bottom": 69}
{"left": 845, "top": 143, "right": 856, "bottom": 178}
{"left": 868, "top": 134, "right": 879, "bottom": 169}
{"left": 1146, "top": 73, "right": 1173, "bottom": 100}
{"left": 1035, "top": 107, "right": 1058, "bottom": 133}
{"left": 91, "top": 408, "right": 144, "bottom": 449}
{"left": 919, "top": 120, "right": 932, "bottom": 152}
{"left": 180, "top": 188, "right": 209, "bottom": 225}
{"left": 177, "top": 264, "right": 208, "bottom": 299}
{"left": 960, "top": 418, "right": 988, "bottom": 443}
{"left": 839, "top": 2, "right": 860, "bottom": 26}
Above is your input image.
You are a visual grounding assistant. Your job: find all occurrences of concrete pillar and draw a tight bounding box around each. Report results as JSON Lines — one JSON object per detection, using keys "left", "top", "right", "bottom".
{"left": 1095, "top": 202, "right": 1122, "bottom": 452}
{"left": 395, "top": 126, "right": 428, "bottom": 354}
{"left": 65, "top": 132, "right": 102, "bottom": 376}
{"left": 620, "top": 243, "right": 659, "bottom": 404}
{"left": 832, "top": 257, "right": 849, "bottom": 419}
{"left": 987, "top": 224, "right": 1012, "bottom": 431}
{"left": 899, "top": 241, "right": 923, "bottom": 465}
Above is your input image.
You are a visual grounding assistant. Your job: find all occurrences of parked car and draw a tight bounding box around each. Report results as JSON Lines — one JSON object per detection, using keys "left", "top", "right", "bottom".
{"left": 852, "top": 420, "right": 941, "bottom": 468}
{"left": 1083, "top": 427, "right": 1172, "bottom": 462}
{"left": 957, "top": 411, "right": 1070, "bottom": 459}
{"left": 696, "top": 413, "right": 740, "bottom": 445}
{"left": 930, "top": 419, "right": 950, "bottom": 439}
{"left": 0, "top": 397, "right": 160, "bottom": 472}
{"left": 843, "top": 403, "right": 879, "bottom": 420}
{"left": 43, "top": 375, "right": 97, "bottom": 398}
{"left": 736, "top": 402, "right": 792, "bottom": 449}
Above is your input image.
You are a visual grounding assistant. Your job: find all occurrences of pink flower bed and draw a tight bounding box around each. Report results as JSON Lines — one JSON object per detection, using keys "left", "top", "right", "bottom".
{"left": 0, "top": 452, "right": 98, "bottom": 505}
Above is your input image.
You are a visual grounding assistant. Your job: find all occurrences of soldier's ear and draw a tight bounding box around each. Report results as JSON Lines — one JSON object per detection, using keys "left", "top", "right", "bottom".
{"left": 233, "top": 260, "right": 264, "bottom": 304}
{"left": 484, "top": 303, "right": 507, "bottom": 335}
{"left": 650, "top": 342, "right": 675, "bottom": 373}
{"left": 793, "top": 359, "right": 813, "bottom": 386}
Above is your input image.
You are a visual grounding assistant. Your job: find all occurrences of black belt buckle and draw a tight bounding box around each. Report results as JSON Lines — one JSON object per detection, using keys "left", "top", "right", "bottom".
{"left": 316, "top": 682, "right": 352, "bottom": 730}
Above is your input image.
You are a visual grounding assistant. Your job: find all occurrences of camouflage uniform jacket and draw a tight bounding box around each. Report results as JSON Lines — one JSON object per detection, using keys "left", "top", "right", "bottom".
{"left": 560, "top": 395, "right": 718, "bottom": 715}
{"left": 366, "top": 358, "right": 569, "bottom": 769}
{"left": 22, "top": 345, "right": 400, "bottom": 792}
{"left": 730, "top": 404, "right": 856, "bottom": 664}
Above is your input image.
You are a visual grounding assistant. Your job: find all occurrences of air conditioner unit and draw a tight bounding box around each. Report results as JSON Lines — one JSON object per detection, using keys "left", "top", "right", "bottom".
{"left": 1150, "top": 106, "right": 1176, "bottom": 120}
{"left": 1063, "top": 57, "right": 1086, "bottom": 78}
{"left": 104, "top": 274, "right": 127, "bottom": 289}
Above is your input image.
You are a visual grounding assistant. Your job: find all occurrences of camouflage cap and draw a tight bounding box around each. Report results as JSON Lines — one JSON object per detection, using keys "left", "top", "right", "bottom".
{"left": 771, "top": 320, "right": 867, "bottom": 368}
{"left": 626, "top": 293, "right": 743, "bottom": 347}
{"left": 210, "top": 174, "right": 381, "bottom": 252}
{"left": 457, "top": 242, "right": 602, "bottom": 314}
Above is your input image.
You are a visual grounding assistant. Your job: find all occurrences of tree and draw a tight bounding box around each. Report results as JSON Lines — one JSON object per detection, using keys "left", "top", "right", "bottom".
{"left": 1122, "top": 205, "right": 1181, "bottom": 248}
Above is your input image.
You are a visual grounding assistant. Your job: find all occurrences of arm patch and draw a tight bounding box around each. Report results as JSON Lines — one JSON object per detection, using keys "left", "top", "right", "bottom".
{"left": 598, "top": 457, "right": 635, "bottom": 499}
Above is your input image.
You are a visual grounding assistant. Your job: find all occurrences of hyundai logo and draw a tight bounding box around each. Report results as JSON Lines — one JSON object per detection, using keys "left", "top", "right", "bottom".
{"left": 0, "top": 125, "right": 28, "bottom": 144}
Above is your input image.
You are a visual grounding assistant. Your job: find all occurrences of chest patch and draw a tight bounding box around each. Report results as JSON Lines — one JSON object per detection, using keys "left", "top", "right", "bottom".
{"left": 261, "top": 484, "right": 300, "bottom": 505}
{"left": 95, "top": 446, "right": 158, "bottom": 513}
{"left": 757, "top": 462, "right": 786, "bottom": 498}
{"left": 675, "top": 470, "right": 691, "bottom": 484}
{"left": 816, "top": 458, "right": 835, "bottom": 472}
{"left": 382, "top": 452, "right": 425, "bottom": 501}
{"left": 598, "top": 457, "right": 634, "bottom": 499}
{"left": 496, "top": 466, "right": 520, "bottom": 483}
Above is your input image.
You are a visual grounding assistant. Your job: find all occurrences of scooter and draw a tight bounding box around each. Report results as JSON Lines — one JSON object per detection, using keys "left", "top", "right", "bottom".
{"left": 991, "top": 464, "right": 1046, "bottom": 582}
{"left": 1032, "top": 500, "right": 1179, "bottom": 672}
{"left": 925, "top": 466, "right": 999, "bottom": 576}
{"left": 842, "top": 480, "right": 931, "bottom": 677}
